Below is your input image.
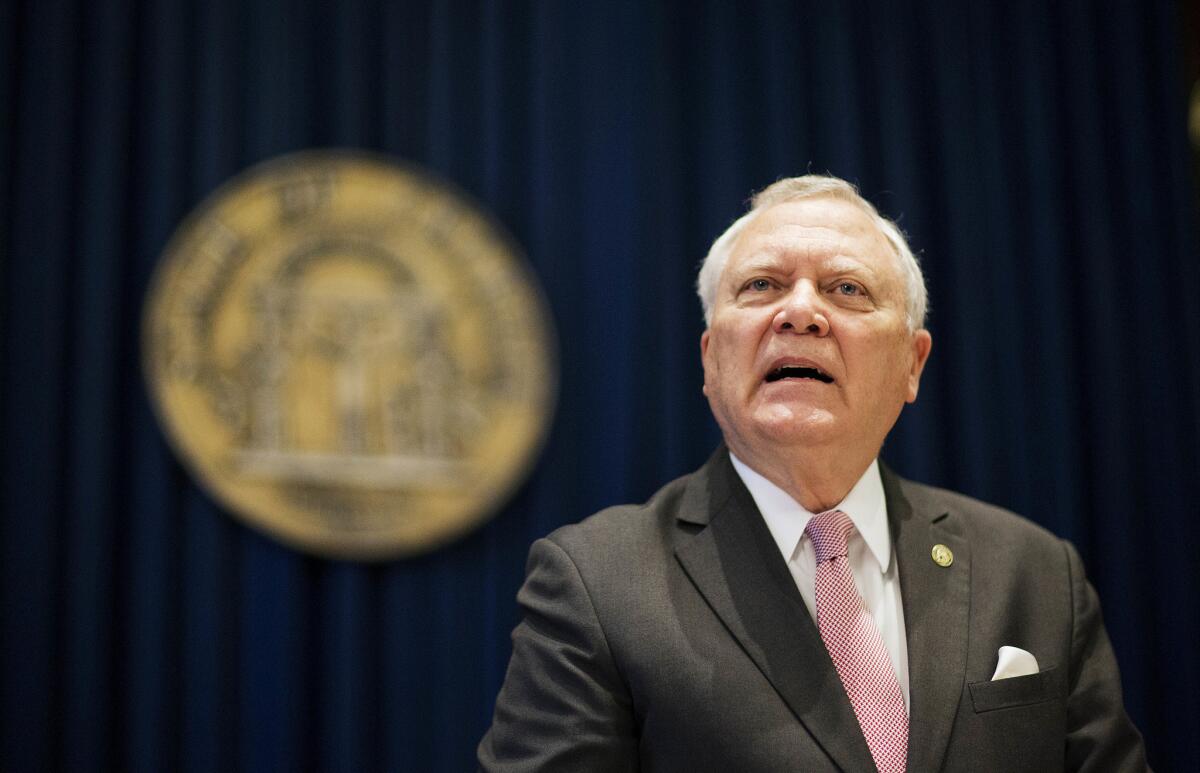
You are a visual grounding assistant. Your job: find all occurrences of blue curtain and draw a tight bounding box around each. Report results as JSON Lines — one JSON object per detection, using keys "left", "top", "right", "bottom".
{"left": 3, "top": 0, "right": 1197, "bottom": 770}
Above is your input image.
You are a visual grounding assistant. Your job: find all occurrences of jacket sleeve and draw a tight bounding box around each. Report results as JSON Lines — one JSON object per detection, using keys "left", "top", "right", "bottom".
{"left": 1062, "top": 540, "right": 1150, "bottom": 772}
{"left": 478, "top": 535, "right": 638, "bottom": 771}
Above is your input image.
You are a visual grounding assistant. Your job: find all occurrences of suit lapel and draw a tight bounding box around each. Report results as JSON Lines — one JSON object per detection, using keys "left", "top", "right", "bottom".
{"left": 675, "top": 450, "right": 877, "bottom": 773}
{"left": 883, "top": 467, "right": 970, "bottom": 773}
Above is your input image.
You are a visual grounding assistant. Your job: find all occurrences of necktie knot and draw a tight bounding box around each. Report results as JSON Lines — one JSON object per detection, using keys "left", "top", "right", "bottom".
{"left": 805, "top": 509, "right": 855, "bottom": 564}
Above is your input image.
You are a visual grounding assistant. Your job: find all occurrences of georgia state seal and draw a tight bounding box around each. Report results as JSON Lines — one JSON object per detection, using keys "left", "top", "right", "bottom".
{"left": 142, "top": 151, "right": 557, "bottom": 560}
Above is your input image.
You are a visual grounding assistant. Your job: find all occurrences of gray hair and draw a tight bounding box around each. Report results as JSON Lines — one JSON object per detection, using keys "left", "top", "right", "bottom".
{"left": 696, "top": 175, "right": 928, "bottom": 330}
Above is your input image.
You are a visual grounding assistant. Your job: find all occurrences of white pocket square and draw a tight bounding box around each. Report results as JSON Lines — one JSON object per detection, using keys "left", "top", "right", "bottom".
{"left": 991, "top": 646, "right": 1039, "bottom": 680}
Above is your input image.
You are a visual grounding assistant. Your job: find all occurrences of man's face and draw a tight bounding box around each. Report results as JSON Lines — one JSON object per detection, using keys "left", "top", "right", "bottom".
{"left": 700, "top": 196, "right": 932, "bottom": 461}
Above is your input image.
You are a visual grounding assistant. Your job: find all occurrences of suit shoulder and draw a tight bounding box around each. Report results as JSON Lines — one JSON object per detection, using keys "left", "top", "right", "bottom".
{"left": 542, "top": 470, "right": 695, "bottom": 558}
{"left": 898, "top": 476, "right": 1066, "bottom": 552}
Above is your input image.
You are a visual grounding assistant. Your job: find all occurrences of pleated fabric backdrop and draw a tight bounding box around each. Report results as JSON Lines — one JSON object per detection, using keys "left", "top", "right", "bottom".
{"left": 2, "top": 0, "right": 1198, "bottom": 770}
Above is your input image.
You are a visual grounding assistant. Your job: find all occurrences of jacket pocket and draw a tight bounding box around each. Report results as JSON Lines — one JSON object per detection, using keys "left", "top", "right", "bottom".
{"left": 968, "top": 666, "right": 1063, "bottom": 713}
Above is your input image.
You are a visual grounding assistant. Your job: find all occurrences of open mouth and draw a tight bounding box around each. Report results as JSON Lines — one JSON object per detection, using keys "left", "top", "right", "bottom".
{"left": 764, "top": 365, "right": 835, "bottom": 384}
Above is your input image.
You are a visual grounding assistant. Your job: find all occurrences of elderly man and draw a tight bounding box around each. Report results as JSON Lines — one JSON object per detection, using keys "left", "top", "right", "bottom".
{"left": 479, "top": 175, "right": 1148, "bottom": 771}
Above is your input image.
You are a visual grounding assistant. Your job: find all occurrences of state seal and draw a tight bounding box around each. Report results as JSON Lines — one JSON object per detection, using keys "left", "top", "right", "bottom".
{"left": 142, "top": 151, "right": 557, "bottom": 559}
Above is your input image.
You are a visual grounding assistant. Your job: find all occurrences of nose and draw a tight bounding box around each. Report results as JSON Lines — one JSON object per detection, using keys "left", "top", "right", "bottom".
{"left": 772, "top": 283, "right": 830, "bottom": 336}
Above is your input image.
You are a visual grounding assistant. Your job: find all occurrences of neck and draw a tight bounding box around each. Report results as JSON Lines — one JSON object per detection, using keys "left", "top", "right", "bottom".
{"left": 727, "top": 439, "right": 877, "bottom": 513}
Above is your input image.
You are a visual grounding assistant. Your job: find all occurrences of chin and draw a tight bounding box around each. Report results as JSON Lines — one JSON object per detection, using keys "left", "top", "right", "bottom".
{"left": 752, "top": 406, "right": 839, "bottom": 445}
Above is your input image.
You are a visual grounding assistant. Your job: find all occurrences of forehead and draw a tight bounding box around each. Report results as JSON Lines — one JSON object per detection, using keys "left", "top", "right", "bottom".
{"left": 725, "top": 196, "right": 897, "bottom": 276}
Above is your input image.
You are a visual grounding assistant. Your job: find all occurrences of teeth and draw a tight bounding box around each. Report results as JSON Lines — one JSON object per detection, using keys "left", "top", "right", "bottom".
{"left": 767, "top": 365, "right": 833, "bottom": 384}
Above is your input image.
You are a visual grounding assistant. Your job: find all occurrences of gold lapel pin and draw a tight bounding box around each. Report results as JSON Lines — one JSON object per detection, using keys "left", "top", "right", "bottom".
{"left": 931, "top": 544, "right": 954, "bottom": 567}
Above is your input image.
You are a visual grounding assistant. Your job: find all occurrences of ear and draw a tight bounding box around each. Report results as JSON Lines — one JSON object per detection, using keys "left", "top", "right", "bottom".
{"left": 700, "top": 329, "right": 711, "bottom": 396}
{"left": 905, "top": 329, "right": 932, "bottom": 403}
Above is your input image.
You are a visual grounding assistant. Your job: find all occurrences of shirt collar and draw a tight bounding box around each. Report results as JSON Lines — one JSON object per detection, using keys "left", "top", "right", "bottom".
{"left": 729, "top": 452, "right": 892, "bottom": 573}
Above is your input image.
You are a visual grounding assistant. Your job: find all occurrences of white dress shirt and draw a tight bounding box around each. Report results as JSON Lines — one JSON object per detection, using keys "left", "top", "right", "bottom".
{"left": 729, "top": 453, "right": 910, "bottom": 709}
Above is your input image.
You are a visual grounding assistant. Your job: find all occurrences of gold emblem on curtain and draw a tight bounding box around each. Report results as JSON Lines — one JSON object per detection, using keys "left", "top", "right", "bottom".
{"left": 143, "top": 151, "right": 557, "bottom": 559}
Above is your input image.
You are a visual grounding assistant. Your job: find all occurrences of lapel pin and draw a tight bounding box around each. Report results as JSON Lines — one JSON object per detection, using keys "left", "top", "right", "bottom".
{"left": 931, "top": 544, "right": 954, "bottom": 567}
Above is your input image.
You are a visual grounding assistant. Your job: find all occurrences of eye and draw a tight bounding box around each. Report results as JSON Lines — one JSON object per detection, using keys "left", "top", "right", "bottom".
{"left": 745, "top": 278, "right": 773, "bottom": 292}
{"left": 834, "top": 281, "right": 864, "bottom": 296}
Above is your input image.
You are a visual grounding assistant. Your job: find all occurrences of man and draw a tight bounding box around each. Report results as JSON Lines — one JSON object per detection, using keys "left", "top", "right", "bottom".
{"left": 479, "top": 175, "right": 1148, "bottom": 771}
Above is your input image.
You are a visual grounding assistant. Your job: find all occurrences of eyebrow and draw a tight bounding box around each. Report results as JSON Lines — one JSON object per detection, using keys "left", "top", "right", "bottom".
{"left": 823, "top": 255, "right": 877, "bottom": 276}
{"left": 731, "top": 256, "right": 789, "bottom": 276}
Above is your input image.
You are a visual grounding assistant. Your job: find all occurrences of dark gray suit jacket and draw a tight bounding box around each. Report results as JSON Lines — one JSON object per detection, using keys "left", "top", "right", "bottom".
{"left": 479, "top": 448, "right": 1148, "bottom": 771}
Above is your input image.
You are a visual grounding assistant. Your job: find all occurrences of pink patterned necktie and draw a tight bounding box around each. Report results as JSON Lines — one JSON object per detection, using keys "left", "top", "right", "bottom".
{"left": 805, "top": 509, "right": 908, "bottom": 773}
